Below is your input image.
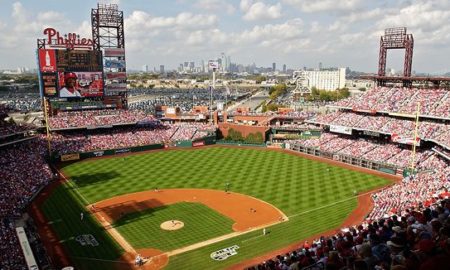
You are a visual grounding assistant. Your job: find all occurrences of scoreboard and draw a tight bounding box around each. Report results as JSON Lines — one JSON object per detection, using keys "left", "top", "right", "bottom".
{"left": 38, "top": 49, "right": 104, "bottom": 98}
{"left": 55, "top": 50, "right": 102, "bottom": 72}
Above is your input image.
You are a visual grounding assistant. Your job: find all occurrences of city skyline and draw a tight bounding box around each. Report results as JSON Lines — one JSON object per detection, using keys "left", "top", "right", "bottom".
{"left": 0, "top": 0, "right": 449, "bottom": 74}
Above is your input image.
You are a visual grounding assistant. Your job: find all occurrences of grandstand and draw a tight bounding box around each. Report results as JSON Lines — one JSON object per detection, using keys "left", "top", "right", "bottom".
{"left": 1, "top": 2, "right": 450, "bottom": 268}
{"left": 2, "top": 82, "right": 450, "bottom": 269}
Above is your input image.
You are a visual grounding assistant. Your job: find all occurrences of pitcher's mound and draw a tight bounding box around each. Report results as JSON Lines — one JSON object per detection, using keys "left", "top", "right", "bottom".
{"left": 160, "top": 220, "right": 184, "bottom": 231}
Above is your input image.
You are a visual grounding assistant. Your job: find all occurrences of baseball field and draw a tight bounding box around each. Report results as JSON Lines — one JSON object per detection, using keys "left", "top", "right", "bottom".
{"left": 33, "top": 146, "right": 395, "bottom": 269}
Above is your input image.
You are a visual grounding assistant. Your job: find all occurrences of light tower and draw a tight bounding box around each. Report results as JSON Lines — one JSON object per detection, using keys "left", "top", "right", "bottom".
{"left": 377, "top": 27, "right": 414, "bottom": 87}
{"left": 91, "top": 3, "right": 127, "bottom": 107}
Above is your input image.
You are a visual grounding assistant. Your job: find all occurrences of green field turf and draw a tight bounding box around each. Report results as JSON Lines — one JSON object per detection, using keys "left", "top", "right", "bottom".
{"left": 41, "top": 146, "right": 392, "bottom": 269}
{"left": 114, "top": 202, "right": 234, "bottom": 251}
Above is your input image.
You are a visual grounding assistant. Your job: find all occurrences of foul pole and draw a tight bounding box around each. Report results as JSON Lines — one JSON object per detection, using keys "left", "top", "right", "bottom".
{"left": 42, "top": 97, "right": 52, "bottom": 156}
{"left": 409, "top": 102, "right": 420, "bottom": 173}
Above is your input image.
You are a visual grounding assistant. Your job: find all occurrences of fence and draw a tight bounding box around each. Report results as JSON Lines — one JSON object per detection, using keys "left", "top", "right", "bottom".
{"left": 285, "top": 143, "right": 399, "bottom": 175}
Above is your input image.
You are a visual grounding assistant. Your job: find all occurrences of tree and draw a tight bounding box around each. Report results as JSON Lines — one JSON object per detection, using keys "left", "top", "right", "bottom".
{"left": 266, "top": 103, "right": 280, "bottom": 111}
{"left": 269, "top": 84, "right": 287, "bottom": 100}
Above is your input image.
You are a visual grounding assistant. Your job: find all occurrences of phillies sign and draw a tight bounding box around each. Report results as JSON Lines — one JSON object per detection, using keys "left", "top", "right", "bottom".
{"left": 43, "top": 28, "right": 93, "bottom": 49}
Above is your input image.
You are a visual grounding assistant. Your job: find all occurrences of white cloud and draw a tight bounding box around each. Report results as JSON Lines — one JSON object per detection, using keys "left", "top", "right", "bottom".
{"left": 37, "top": 11, "right": 65, "bottom": 22}
{"left": 240, "top": 0, "right": 253, "bottom": 11}
{"left": 194, "top": 0, "right": 236, "bottom": 14}
{"left": 238, "top": 19, "right": 303, "bottom": 42}
{"left": 125, "top": 11, "right": 217, "bottom": 32}
{"left": 283, "top": 0, "right": 360, "bottom": 13}
{"left": 378, "top": 2, "right": 450, "bottom": 31}
{"left": 375, "top": 1, "right": 450, "bottom": 46}
{"left": 240, "top": 0, "right": 282, "bottom": 21}
{"left": 12, "top": 2, "right": 26, "bottom": 22}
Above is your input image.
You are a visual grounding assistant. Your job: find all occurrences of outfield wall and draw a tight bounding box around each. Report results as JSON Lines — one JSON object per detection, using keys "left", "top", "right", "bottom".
{"left": 286, "top": 143, "right": 399, "bottom": 175}
{"left": 55, "top": 136, "right": 217, "bottom": 162}
{"left": 56, "top": 143, "right": 165, "bottom": 162}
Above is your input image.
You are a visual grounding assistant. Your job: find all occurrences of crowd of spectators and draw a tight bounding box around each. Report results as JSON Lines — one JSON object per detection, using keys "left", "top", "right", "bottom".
{"left": 288, "top": 133, "right": 442, "bottom": 170}
{"left": 170, "top": 122, "right": 214, "bottom": 141}
{"left": 48, "top": 109, "right": 156, "bottom": 129}
{"left": 249, "top": 191, "right": 450, "bottom": 270}
{"left": 337, "top": 139, "right": 378, "bottom": 158}
{"left": 50, "top": 126, "right": 176, "bottom": 154}
{"left": 333, "top": 87, "right": 450, "bottom": 118}
{"left": 50, "top": 122, "right": 215, "bottom": 155}
{"left": 0, "top": 104, "right": 35, "bottom": 137}
{"left": 0, "top": 140, "right": 53, "bottom": 269}
{"left": 308, "top": 111, "right": 450, "bottom": 149}
{"left": 433, "top": 146, "right": 450, "bottom": 161}
{"left": 271, "top": 123, "right": 320, "bottom": 131}
{"left": 1, "top": 119, "right": 35, "bottom": 137}
{"left": 369, "top": 166, "right": 450, "bottom": 221}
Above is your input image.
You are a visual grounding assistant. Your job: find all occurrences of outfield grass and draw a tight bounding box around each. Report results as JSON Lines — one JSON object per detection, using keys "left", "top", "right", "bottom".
{"left": 41, "top": 147, "right": 392, "bottom": 269}
{"left": 114, "top": 202, "right": 234, "bottom": 251}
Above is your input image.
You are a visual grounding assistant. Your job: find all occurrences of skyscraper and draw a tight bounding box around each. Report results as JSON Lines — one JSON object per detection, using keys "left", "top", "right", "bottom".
{"left": 272, "top": 62, "right": 276, "bottom": 72}
{"left": 221, "top": 53, "right": 227, "bottom": 72}
{"left": 283, "top": 64, "right": 286, "bottom": 73}
{"left": 160, "top": 65, "right": 165, "bottom": 74}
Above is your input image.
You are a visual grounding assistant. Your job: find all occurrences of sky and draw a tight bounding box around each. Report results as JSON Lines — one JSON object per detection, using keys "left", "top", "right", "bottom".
{"left": 0, "top": 0, "right": 449, "bottom": 73}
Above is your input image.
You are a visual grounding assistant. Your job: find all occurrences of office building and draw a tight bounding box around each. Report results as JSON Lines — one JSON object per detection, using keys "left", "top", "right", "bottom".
{"left": 293, "top": 68, "right": 346, "bottom": 91}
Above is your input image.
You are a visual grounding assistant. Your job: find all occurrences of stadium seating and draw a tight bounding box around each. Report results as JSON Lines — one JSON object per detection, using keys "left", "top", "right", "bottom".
{"left": 248, "top": 191, "right": 450, "bottom": 269}
{"left": 308, "top": 111, "right": 450, "bottom": 149}
{"left": 48, "top": 109, "right": 156, "bottom": 129}
{"left": 50, "top": 122, "right": 215, "bottom": 155}
{"left": 0, "top": 140, "right": 53, "bottom": 269}
{"left": 333, "top": 87, "right": 450, "bottom": 118}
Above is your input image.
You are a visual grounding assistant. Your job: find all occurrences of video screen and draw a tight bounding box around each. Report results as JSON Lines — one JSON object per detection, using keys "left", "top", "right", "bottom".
{"left": 57, "top": 71, "right": 103, "bottom": 98}
{"left": 38, "top": 49, "right": 104, "bottom": 98}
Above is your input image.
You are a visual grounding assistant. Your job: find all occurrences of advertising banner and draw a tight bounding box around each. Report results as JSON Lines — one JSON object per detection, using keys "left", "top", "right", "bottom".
{"left": 105, "top": 59, "right": 126, "bottom": 69}
{"left": 363, "top": 130, "right": 381, "bottom": 137}
{"left": 38, "top": 49, "right": 57, "bottom": 72}
{"left": 41, "top": 73, "right": 58, "bottom": 97}
{"left": 61, "top": 153, "right": 80, "bottom": 161}
{"left": 105, "top": 72, "right": 127, "bottom": 80}
{"left": 208, "top": 60, "right": 219, "bottom": 70}
{"left": 391, "top": 134, "right": 421, "bottom": 146}
{"left": 115, "top": 148, "right": 131, "bottom": 154}
{"left": 104, "top": 48, "right": 125, "bottom": 57}
{"left": 105, "top": 83, "right": 127, "bottom": 92}
{"left": 58, "top": 71, "right": 103, "bottom": 98}
{"left": 330, "top": 125, "right": 352, "bottom": 135}
{"left": 192, "top": 141, "right": 205, "bottom": 147}
{"left": 166, "top": 107, "right": 176, "bottom": 115}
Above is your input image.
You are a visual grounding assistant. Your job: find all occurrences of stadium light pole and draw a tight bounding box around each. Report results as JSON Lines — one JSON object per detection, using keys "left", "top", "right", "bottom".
{"left": 210, "top": 68, "right": 216, "bottom": 124}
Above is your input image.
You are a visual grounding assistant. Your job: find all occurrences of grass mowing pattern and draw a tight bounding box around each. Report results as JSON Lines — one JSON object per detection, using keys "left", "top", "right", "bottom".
{"left": 41, "top": 147, "right": 391, "bottom": 269}
{"left": 41, "top": 183, "right": 124, "bottom": 268}
{"left": 63, "top": 147, "right": 387, "bottom": 216}
{"left": 114, "top": 202, "right": 234, "bottom": 251}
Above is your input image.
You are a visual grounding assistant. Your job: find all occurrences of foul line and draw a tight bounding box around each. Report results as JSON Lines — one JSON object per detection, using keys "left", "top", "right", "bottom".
{"left": 57, "top": 169, "right": 139, "bottom": 256}
{"left": 58, "top": 169, "right": 92, "bottom": 206}
{"left": 288, "top": 186, "right": 385, "bottom": 219}
{"left": 56, "top": 168, "right": 390, "bottom": 261}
